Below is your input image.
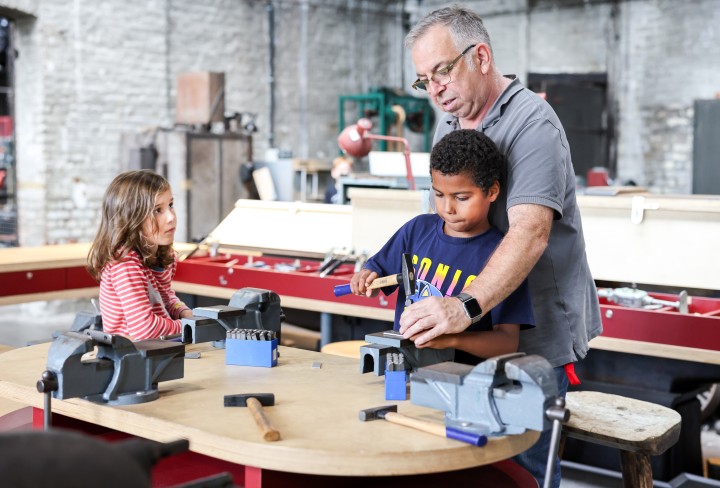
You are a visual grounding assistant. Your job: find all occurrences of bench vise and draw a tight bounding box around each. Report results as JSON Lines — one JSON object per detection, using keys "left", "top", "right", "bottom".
{"left": 181, "top": 287, "right": 283, "bottom": 345}
{"left": 43, "top": 329, "right": 184, "bottom": 406}
{"left": 410, "top": 353, "right": 558, "bottom": 437}
{"left": 359, "top": 330, "right": 454, "bottom": 376}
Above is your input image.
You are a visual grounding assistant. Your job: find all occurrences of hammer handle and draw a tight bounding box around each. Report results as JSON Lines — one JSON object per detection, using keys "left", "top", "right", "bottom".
{"left": 384, "top": 411, "right": 446, "bottom": 437}
{"left": 384, "top": 412, "right": 487, "bottom": 446}
{"left": 247, "top": 397, "right": 280, "bottom": 442}
{"left": 367, "top": 274, "right": 400, "bottom": 290}
{"left": 333, "top": 274, "right": 400, "bottom": 297}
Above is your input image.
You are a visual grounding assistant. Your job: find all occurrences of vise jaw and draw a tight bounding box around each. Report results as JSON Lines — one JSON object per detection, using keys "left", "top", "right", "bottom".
{"left": 181, "top": 287, "right": 283, "bottom": 345}
{"left": 45, "top": 329, "right": 184, "bottom": 406}
{"left": 410, "top": 353, "right": 558, "bottom": 437}
{"left": 359, "top": 330, "right": 454, "bottom": 376}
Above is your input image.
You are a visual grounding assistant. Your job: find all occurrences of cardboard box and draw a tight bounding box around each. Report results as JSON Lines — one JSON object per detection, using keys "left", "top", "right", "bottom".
{"left": 176, "top": 72, "right": 225, "bottom": 125}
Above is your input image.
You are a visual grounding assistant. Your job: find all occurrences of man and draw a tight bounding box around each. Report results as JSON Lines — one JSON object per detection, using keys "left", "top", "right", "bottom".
{"left": 399, "top": 5, "right": 602, "bottom": 487}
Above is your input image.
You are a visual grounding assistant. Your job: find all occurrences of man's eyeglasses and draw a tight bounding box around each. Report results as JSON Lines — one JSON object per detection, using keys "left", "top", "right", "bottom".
{"left": 411, "top": 44, "right": 476, "bottom": 92}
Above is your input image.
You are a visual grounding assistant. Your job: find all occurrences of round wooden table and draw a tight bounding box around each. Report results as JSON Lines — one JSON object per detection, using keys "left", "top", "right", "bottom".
{"left": 0, "top": 342, "right": 540, "bottom": 486}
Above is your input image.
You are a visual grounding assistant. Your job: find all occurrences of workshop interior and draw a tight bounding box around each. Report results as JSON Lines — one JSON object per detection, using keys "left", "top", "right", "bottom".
{"left": 1, "top": 1, "right": 720, "bottom": 488}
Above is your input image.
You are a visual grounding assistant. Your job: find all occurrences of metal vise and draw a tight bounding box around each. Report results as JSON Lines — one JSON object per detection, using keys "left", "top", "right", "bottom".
{"left": 359, "top": 330, "right": 454, "bottom": 376}
{"left": 410, "top": 353, "right": 558, "bottom": 436}
{"left": 181, "top": 287, "right": 283, "bottom": 345}
{"left": 44, "top": 329, "right": 184, "bottom": 406}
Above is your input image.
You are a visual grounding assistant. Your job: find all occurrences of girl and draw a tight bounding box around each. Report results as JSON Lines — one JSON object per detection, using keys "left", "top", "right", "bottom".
{"left": 87, "top": 170, "right": 193, "bottom": 340}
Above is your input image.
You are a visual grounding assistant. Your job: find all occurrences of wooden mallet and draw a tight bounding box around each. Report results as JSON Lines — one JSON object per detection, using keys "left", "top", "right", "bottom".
{"left": 224, "top": 393, "right": 280, "bottom": 442}
{"left": 334, "top": 253, "right": 416, "bottom": 297}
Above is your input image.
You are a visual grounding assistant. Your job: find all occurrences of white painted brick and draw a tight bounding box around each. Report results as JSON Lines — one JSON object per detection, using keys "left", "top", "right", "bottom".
{"left": 8, "top": 0, "right": 720, "bottom": 246}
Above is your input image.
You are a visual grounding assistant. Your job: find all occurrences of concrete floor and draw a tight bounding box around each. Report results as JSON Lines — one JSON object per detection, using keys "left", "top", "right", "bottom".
{"left": 1, "top": 299, "right": 720, "bottom": 487}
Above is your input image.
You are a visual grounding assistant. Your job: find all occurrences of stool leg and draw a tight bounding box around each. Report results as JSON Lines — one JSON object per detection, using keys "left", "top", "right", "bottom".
{"left": 557, "top": 432, "right": 567, "bottom": 459}
{"left": 620, "top": 451, "right": 653, "bottom": 488}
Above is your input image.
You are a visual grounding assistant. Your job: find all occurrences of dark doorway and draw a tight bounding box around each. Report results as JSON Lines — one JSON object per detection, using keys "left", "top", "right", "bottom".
{"left": 527, "top": 73, "right": 611, "bottom": 185}
{"left": 0, "top": 16, "right": 16, "bottom": 247}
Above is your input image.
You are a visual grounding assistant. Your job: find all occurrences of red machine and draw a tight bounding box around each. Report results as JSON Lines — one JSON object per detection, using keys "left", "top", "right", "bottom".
{"left": 597, "top": 286, "right": 720, "bottom": 351}
{"left": 174, "top": 252, "right": 397, "bottom": 314}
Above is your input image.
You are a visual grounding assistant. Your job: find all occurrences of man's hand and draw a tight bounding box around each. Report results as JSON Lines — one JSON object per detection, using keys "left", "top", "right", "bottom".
{"left": 350, "top": 268, "right": 380, "bottom": 297}
{"left": 399, "top": 296, "right": 471, "bottom": 346}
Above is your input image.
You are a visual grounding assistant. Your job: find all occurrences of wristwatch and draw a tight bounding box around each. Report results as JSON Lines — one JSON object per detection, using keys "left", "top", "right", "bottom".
{"left": 456, "top": 292, "right": 483, "bottom": 324}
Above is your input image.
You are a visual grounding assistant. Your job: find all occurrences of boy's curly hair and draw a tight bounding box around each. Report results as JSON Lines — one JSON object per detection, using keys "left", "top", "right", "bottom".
{"left": 430, "top": 129, "right": 504, "bottom": 193}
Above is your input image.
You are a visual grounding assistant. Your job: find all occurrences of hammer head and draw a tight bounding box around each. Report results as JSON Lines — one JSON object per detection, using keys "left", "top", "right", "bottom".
{"left": 358, "top": 404, "right": 397, "bottom": 422}
{"left": 400, "top": 253, "right": 416, "bottom": 296}
{"left": 224, "top": 393, "right": 275, "bottom": 407}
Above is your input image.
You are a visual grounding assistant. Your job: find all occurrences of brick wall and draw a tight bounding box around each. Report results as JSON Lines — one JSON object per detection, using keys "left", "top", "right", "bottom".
{"left": 4, "top": 0, "right": 720, "bottom": 245}
{"left": 410, "top": 0, "right": 720, "bottom": 194}
{"left": 9, "top": 0, "right": 404, "bottom": 246}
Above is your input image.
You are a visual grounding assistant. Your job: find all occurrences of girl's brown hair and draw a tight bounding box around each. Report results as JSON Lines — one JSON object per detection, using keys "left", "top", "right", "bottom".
{"left": 87, "top": 170, "right": 174, "bottom": 282}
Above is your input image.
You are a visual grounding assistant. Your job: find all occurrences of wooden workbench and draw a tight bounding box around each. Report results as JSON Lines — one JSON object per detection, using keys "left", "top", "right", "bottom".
{"left": 0, "top": 343, "right": 538, "bottom": 485}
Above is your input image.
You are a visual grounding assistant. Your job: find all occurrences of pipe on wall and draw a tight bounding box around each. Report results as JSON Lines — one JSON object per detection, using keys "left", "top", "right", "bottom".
{"left": 266, "top": 0, "right": 276, "bottom": 149}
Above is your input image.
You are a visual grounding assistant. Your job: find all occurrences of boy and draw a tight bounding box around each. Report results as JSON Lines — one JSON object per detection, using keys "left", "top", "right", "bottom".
{"left": 350, "top": 130, "right": 534, "bottom": 364}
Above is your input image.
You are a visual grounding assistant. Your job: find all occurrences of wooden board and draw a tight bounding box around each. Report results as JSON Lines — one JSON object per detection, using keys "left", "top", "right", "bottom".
{"left": 207, "top": 200, "right": 353, "bottom": 257}
{"left": 577, "top": 193, "right": 720, "bottom": 290}
{"left": 0, "top": 343, "right": 538, "bottom": 476}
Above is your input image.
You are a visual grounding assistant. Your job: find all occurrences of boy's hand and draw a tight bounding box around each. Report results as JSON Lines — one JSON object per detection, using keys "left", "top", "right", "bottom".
{"left": 350, "top": 269, "right": 380, "bottom": 297}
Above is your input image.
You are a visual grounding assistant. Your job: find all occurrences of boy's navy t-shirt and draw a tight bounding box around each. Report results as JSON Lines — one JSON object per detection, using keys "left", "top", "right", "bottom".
{"left": 364, "top": 213, "right": 535, "bottom": 364}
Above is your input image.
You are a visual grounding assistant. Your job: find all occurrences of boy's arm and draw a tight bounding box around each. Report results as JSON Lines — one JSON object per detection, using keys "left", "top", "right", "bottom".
{"left": 421, "top": 323, "right": 520, "bottom": 360}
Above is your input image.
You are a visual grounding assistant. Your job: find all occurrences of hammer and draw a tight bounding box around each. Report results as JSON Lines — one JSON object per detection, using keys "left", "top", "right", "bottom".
{"left": 334, "top": 253, "right": 416, "bottom": 297}
{"left": 359, "top": 405, "right": 487, "bottom": 446}
{"left": 224, "top": 393, "right": 280, "bottom": 441}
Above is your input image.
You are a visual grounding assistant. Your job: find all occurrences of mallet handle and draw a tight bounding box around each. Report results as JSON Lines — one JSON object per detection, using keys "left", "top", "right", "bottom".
{"left": 384, "top": 411, "right": 446, "bottom": 437}
{"left": 367, "top": 274, "right": 400, "bottom": 290}
{"left": 384, "top": 412, "right": 488, "bottom": 446}
{"left": 333, "top": 274, "right": 400, "bottom": 297}
{"left": 247, "top": 397, "right": 280, "bottom": 442}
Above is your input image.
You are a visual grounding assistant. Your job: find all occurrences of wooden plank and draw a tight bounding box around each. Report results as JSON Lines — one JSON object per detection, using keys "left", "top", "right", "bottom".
{"left": 577, "top": 194, "right": 720, "bottom": 290}
{"left": 589, "top": 336, "right": 720, "bottom": 365}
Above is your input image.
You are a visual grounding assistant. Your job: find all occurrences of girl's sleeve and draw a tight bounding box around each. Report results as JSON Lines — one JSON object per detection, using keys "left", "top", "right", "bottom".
{"left": 109, "top": 260, "right": 182, "bottom": 340}
{"left": 154, "top": 260, "right": 191, "bottom": 319}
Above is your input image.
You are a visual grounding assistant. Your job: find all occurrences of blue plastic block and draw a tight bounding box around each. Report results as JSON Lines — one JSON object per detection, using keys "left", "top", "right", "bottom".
{"left": 385, "top": 369, "right": 407, "bottom": 400}
{"left": 226, "top": 338, "right": 278, "bottom": 367}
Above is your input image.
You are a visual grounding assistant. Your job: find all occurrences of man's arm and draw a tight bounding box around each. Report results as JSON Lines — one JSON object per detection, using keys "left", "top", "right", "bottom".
{"left": 399, "top": 203, "right": 553, "bottom": 345}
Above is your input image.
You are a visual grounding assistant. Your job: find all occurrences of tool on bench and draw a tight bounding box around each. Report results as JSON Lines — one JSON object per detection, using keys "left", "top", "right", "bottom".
{"left": 224, "top": 393, "right": 280, "bottom": 442}
{"left": 334, "top": 253, "right": 415, "bottom": 297}
{"left": 181, "top": 287, "right": 283, "bottom": 346}
{"left": 359, "top": 404, "right": 488, "bottom": 446}
{"left": 410, "top": 352, "right": 570, "bottom": 488}
{"left": 36, "top": 329, "right": 185, "bottom": 428}
{"left": 319, "top": 247, "right": 354, "bottom": 278}
{"left": 598, "top": 286, "right": 689, "bottom": 313}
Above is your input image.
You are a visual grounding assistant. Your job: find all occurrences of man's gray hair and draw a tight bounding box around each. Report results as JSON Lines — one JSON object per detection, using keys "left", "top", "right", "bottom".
{"left": 405, "top": 3, "right": 493, "bottom": 62}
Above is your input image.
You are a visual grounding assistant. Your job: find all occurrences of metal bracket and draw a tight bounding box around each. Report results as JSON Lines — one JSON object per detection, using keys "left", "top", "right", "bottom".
{"left": 630, "top": 195, "right": 659, "bottom": 224}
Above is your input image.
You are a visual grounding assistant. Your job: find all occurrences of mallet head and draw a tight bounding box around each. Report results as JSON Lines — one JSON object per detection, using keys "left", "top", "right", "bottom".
{"left": 224, "top": 393, "right": 275, "bottom": 407}
{"left": 359, "top": 404, "right": 397, "bottom": 422}
{"left": 400, "top": 253, "right": 416, "bottom": 296}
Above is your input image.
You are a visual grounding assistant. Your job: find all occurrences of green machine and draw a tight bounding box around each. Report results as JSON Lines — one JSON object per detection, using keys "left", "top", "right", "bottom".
{"left": 338, "top": 87, "right": 435, "bottom": 152}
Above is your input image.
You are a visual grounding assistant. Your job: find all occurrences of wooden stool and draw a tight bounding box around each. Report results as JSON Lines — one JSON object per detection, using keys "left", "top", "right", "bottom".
{"left": 561, "top": 391, "right": 681, "bottom": 488}
{"left": 320, "top": 340, "right": 367, "bottom": 359}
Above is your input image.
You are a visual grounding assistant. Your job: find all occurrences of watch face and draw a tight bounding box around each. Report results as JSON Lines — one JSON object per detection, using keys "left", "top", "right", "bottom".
{"left": 464, "top": 297, "right": 482, "bottom": 318}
